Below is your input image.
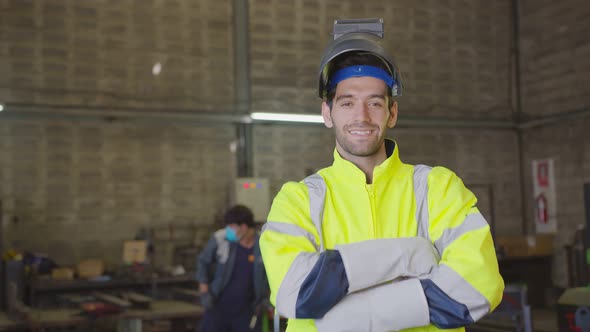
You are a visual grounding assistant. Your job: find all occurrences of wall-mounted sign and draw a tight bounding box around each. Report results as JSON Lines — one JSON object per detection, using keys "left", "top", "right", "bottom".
{"left": 532, "top": 159, "right": 557, "bottom": 234}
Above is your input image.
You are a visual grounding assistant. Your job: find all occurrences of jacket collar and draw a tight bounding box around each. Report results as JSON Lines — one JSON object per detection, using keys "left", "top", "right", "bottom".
{"left": 331, "top": 139, "right": 404, "bottom": 184}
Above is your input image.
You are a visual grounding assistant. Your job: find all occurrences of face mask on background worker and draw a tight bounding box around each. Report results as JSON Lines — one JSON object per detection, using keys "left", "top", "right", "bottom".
{"left": 225, "top": 225, "right": 242, "bottom": 242}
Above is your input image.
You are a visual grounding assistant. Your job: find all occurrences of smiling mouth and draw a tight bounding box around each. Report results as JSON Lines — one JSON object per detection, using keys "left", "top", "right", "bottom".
{"left": 349, "top": 130, "right": 373, "bottom": 136}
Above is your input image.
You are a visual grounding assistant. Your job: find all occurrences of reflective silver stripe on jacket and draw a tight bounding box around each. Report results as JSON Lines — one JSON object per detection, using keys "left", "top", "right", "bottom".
{"left": 270, "top": 167, "right": 489, "bottom": 329}
{"left": 260, "top": 223, "right": 320, "bottom": 316}
{"left": 413, "top": 165, "right": 491, "bottom": 319}
{"left": 304, "top": 174, "right": 327, "bottom": 252}
{"left": 263, "top": 174, "right": 329, "bottom": 323}
{"left": 433, "top": 213, "right": 489, "bottom": 257}
{"left": 430, "top": 264, "right": 491, "bottom": 321}
{"left": 413, "top": 164, "right": 432, "bottom": 241}
{"left": 262, "top": 222, "right": 320, "bottom": 252}
{"left": 275, "top": 252, "right": 320, "bottom": 317}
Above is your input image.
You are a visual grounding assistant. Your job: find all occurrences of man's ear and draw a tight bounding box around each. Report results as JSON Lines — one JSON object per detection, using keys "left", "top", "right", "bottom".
{"left": 387, "top": 100, "right": 398, "bottom": 128}
{"left": 321, "top": 101, "right": 333, "bottom": 128}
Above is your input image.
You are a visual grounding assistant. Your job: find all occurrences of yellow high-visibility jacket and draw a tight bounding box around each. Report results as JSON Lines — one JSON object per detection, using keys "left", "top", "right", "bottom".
{"left": 260, "top": 140, "right": 504, "bottom": 332}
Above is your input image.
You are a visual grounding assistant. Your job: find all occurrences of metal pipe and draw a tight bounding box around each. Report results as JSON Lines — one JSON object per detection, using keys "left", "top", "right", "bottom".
{"left": 518, "top": 108, "right": 590, "bottom": 129}
{"left": 233, "top": 0, "right": 252, "bottom": 176}
{"left": 233, "top": 0, "right": 250, "bottom": 114}
{"left": 3, "top": 101, "right": 589, "bottom": 130}
{"left": 396, "top": 117, "right": 514, "bottom": 130}
{"left": 512, "top": 0, "right": 529, "bottom": 235}
{"left": 0, "top": 102, "right": 251, "bottom": 124}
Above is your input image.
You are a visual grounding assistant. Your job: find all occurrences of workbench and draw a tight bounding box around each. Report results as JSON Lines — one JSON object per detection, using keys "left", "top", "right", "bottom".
{"left": 28, "top": 275, "right": 197, "bottom": 307}
{"left": 26, "top": 308, "right": 89, "bottom": 331}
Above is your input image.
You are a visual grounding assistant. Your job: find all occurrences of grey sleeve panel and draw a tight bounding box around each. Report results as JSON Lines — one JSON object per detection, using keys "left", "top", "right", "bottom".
{"left": 262, "top": 221, "right": 320, "bottom": 252}
{"left": 303, "top": 174, "right": 327, "bottom": 252}
{"left": 433, "top": 213, "right": 489, "bottom": 257}
{"left": 336, "top": 237, "right": 439, "bottom": 293}
{"left": 430, "top": 264, "right": 491, "bottom": 322}
{"left": 275, "top": 252, "right": 320, "bottom": 318}
{"left": 315, "top": 278, "right": 430, "bottom": 332}
{"left": 413, "top": 164, "right": 433, "bottom": 241}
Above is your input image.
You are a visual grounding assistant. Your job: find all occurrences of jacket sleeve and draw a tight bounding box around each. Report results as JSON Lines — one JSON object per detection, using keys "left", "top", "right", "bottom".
{"left": 419, "top": 167, "right": 505, "bottom": 328}
{"left": 314, "top": 278, "right": 430, "bottom": 331}
{"left": 260, "top": 181, "right": 438, "bottom": 322}
{"left": 196, "top": 235, "right": 218, "bottom": 284}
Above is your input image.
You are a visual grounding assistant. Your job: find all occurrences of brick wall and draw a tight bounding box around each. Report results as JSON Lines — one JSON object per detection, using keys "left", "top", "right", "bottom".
{"left": 0, "top": 117, "right": 236, "bottom": 267}
{"left": 520, "top": 0, "right": 590, "bottom": 117}
{"left": 0, "top": 0, "right": 234, "bottom": 111}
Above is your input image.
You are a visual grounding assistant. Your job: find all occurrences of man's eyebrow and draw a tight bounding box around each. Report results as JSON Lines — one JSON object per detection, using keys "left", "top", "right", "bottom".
{"left": 334, "top": 94, "right": 386, "bottom": 102}
{"left": 335, "top": 94, "right": 353, "bottom": 102}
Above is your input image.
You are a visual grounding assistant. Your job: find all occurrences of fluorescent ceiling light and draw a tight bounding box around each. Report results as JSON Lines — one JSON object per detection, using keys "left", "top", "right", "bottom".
{"left": 0, "top": 104, "right": 4, "bottom": 112}
{"left": 250, "top": 112, "right": 324, "bottom": 124}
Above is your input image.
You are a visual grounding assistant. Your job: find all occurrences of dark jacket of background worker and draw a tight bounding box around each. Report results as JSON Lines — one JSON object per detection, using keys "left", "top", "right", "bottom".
{"left": 196, "top": 205, "right": 269, "bottom": 332}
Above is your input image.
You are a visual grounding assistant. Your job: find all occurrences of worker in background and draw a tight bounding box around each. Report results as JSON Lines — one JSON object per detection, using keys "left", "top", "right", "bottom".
{"left": 197, "top": 205, "right": 269, "bottom": 332}
{"left": 259, "top": 18, "right": 504, "bottom": 332}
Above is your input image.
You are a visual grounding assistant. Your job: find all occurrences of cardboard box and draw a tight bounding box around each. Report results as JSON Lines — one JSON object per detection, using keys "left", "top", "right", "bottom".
{"left": 77, "top": 259, "right": 104, "bottom": 279}
{"left": 51, "top": 267, "right": 74, "bottom": 280}
{"left": 496, "top": 234, "right": 554, "bottom": 258}
{"left": 123, "top": 240, "right": 147, "bottom": 264}
{"left": 557, "top": 287, "right": 590, "bottom": 331}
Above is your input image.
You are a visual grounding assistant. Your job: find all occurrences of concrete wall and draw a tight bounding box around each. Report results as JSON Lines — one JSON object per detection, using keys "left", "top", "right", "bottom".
{"left": 520, "top": 0, "right": 590, "bottom": 287}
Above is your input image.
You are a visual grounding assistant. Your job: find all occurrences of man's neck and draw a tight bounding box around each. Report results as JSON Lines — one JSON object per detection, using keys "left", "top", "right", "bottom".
{"left": 239, "top": 228, "right": 256, "bottom": 248}
{"left": 337, "top": 147, "right": 388, "bottom": 184}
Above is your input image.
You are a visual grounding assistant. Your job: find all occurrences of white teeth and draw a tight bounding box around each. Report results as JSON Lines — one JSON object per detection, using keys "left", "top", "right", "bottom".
{"left": 350, "top": 130, "right": 371, "bottom": 135}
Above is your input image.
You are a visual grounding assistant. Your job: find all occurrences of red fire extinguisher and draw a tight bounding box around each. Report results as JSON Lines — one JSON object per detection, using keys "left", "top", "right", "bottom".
{"left": 536, "top": 194, "right": 548, "bottom": 224}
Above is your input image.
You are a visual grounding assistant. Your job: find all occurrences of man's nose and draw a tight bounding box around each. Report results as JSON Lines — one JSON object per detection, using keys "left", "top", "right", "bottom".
{"left": 352, "top": 104, "right": 371, "bottom": 121}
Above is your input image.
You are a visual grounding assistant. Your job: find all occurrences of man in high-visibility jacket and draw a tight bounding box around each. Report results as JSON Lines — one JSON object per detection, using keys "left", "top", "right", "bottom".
{"left": 259, "top": 19, "right": 504, "bottom": 332}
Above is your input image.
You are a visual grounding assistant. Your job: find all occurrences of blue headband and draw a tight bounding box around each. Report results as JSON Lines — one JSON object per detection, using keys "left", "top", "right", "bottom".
{"left": 327, "top": 65, "right": 397, "bottom": 91}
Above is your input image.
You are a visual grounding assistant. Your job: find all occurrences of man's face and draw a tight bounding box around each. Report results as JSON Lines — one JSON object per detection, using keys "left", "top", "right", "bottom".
{"left": 321, "top": 76, "right": 398, "bottom": 159}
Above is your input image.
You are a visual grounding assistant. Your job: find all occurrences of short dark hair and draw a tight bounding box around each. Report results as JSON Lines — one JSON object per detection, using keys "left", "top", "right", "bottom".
{"left": 326, "top": 51, "right": 395, "bottom": 108}
{"left": 224, "top": 205, "right": 255, "bottom": 228}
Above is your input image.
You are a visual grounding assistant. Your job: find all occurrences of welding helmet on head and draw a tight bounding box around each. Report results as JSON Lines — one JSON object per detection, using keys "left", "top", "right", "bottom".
{"left": 318, "top": 18, "right": 403, "bottom": 99}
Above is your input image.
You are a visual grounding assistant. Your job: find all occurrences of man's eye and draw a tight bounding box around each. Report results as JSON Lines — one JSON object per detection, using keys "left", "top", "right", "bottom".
{"left": 340, "top": 102, "right": 353, "bottom": 107}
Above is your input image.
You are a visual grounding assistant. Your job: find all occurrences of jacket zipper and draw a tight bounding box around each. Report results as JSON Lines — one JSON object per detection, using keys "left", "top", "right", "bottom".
{"left": 366, "top": 184, "right": 376, "bottom": 238}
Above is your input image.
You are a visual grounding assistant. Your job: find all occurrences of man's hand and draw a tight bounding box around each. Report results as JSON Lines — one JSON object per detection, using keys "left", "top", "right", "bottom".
{"left": 199, "top": 283, "right": 209, "bottom": 294}
{"left": 199, "top": 283, "right": 214, "bottom": 309}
